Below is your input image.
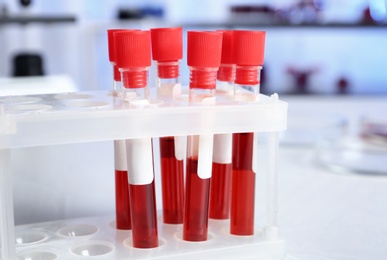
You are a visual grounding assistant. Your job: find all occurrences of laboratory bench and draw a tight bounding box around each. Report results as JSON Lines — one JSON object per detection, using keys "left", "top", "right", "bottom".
{"left": 279, "top": 94, "right": 387, "bottom": 259}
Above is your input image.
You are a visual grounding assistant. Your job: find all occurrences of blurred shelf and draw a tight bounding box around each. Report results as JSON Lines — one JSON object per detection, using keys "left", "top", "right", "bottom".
{"left": 0, "top": 15, "right": 76, "bottom": 25}
{"left": 182, "top": 22, "right": 387, "bottom": 29}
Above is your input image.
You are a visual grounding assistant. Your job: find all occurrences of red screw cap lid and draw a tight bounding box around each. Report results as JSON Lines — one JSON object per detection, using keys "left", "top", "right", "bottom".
{"left": 107, "top": 29, "right": 128, "bottom": 63}
{"left": 187, "top": 31, "right": 223, "bottom": 68}
{"left": 234, "top": 30, "right": 266, "bottom": 66}
{"left": 150, "top": 27, "right": 183, "bottom": 61}
{"left": 115, "top": 30, "right": 151, "bottom": 68}
{"left": 219, "top": 30, "right": 234, "bottom": 64}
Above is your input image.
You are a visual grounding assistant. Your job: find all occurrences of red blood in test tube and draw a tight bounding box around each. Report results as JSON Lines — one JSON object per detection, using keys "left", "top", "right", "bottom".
{"left": 159, "top": 137, "right": 184, "bottom": 224}
{"left": 230, "top": 132, "right": 255, "bottom": 235}
{"left": 183, "top": 31, "right": 222, "bottom": 241}
{"left": 116, "top": 30, "right": 158, "bottom": 248}
{"left": 183, "top": 157, "right": 211, "bottom": 241}
{"left": 129, "top": 182, "right": 158, "bottom": 248}
{"left": 209, "top": 31, "right": 234, "bottom": 220}
{"left": 209, "top": 162, "right": 232, "bottom": 219}
{"left": 115, "top": 170, "right": 131, "bottom": 229}
{"left": 230, "top": 30, "right": 265, "bottom": 236}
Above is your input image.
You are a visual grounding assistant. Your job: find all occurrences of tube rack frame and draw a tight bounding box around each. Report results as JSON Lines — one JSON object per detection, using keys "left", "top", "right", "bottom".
{"left": 0, "top": 90, "right": 287, "bottom": 259}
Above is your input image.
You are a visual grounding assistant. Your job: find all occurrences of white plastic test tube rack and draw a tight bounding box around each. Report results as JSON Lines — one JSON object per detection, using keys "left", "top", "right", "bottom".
{"left": 0, "top": 90, "right": 287, "bottom": 260}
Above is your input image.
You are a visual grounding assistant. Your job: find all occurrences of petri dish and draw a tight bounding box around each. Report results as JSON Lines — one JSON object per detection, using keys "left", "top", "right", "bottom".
{"left": 360, "top": 116, "right": 387, "bottom": 147}
{"left": 316, "top": 114, "right": 387, "bottom": 175}
{"left": 316, "top": 135, "right": 387, "bottom": 175}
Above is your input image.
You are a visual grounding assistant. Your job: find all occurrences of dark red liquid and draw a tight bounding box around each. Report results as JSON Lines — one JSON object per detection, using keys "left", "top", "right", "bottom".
{"left": 129, "top": 182, "right": 158, "bottom": 248}
{"left": 159, "top": 137, "right": 184, "bottom": 224}
{"left": 230, "top": 133, "right": 255, "bottom": 235}
{"left": 209, "top": 162, "right": 232, "bottom": 219}
{"left": 115, "top": 170, "right": 131, "bottom": 230}
{"left": 183, "top": 157, "right": 211, "bottom": 241}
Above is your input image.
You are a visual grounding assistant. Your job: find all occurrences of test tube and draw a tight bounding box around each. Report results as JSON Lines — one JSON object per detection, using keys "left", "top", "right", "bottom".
{"left": 107, "top": 29, "right": 131, "bottom": 230}
{"left": 183, "top": 31, "right": 223, "bottom": 241}
{"left": 150, "top": 27, "right": 184, "bottom": 224}
{"left": 215, "top": 30, "right": 235, "bottom": 96}
{"left": 209, "top": 30, "right": 235, "bottom": 220}
{"left": 115, "top": 30, "right": 158, "bottom": 248}
{"left": 107, "top": 29, "right": 125, "bottom": 94}
{"left": 230, "top": 30, "right": 266, "bottom": 236}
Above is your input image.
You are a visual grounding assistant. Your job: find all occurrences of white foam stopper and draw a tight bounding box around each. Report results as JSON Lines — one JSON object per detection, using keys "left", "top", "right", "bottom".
{"left": 198, "top": 134, "right": 214, "bottom": 179}
{"left": 126, "top": 138, "right": 154, "bottom": 185}
{"left": 213, "top": 134, "right": 232, "bottom": 164}
{"left": 114, "top": 140, "right": 127, "bottom": 171}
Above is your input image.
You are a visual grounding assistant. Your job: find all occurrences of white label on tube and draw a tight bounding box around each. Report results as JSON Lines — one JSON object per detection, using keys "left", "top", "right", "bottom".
{"left": 126, "top": 138, "right": 154, "bottom": 185}
{"left": 114, "top": 140, "right": 127, "bottom": 171}
{"left": 252, "top": 133, "right": 258, "bottom": 173}
{"left": 198, "top": 134, "right": 214, "bottom": 179}
{"left": 174, "top": 136, "right": 185, "bottom": 161}
{"left": 213, "top": 134, "right": 232, "bottom": 164}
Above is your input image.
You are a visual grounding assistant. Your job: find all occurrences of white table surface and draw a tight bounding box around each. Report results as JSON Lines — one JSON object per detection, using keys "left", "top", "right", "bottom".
{"left": 279, "top": 95, "right": 387, "bottom": 260}
{"left": 279, "top": 146, "right": 387, "bottom": 260}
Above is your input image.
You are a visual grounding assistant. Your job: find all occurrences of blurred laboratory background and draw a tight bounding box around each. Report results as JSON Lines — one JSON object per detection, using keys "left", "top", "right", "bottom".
{"left": 1, "top": 1, "right": 387, "bottom": 259}
{"left": 1, "top": 0, "right": 386, "bottom": 95}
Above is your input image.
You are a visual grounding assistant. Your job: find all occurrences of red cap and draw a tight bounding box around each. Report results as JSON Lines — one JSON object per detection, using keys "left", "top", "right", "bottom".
{"left": 234, "top": 30, "right": 266, "bottom": 66}
{"left": 187, "top": 31, "right": 223, "bottom": 68}
{"left": 107, "top": 29, "right": 128, "bottom": 63}
{"left": 150, "top": 27, "right": 182, "bottom": 61}
{"left": 217, "top": 65, "right": 234, "bottom": 82}
{"left": 122, "top": 70, "right": 147, "bottom": 89}
{"left": 219, "top": 30, "right": 234, "bottom": 64}
{"left": 115, "top": 30, "right": 151, "bottom": 68}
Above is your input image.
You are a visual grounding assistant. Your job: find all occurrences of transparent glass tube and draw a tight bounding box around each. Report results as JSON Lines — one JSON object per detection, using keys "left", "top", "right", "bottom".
{"left": 234, "top": 66, "right": 262, "bottom": 102}
{"left": 122, "top": 67, "right": 158, "bottom": 248}
{"left": 111, "top": 63, "right": 122, "bottom": 96}
{"left": 156, "top": 61, "right": 184, "bottom": 224}
{"left": 209, "top": 157, "right": 232, "bottom": 219}
{"left": 183, "top": 67, "right": 216, "bottom": 241}
{"left": 114, "top": 140, "right": 131, "bottom": 230}
{"left": 120, "top": 68, "right": 150, "bottom": 102}
{"left": 210, "top": 132, "right": 233, "bottom": 220}
{"left": 230, "top": 66, "right": 262, "bottom": 236}
{"left": 112, "top": 65, "right": 131, "bottom": 230}
{"left": 230, "top": 132, "right": 255, "bottom": 235}
{"left": 129, "top": 179, "right": 158, "bottom": 248}
{"left": 156, "top": 61, "right": 181, "bottom": 99}
{"left": 127, "top": 139, "right": 158, "bottom": 248}
{"left": 188, "top": 67, "right": 217, "bottom": 102}
{"left": 216, "top": 64, "right": 235, "bottom": 96}
{"left": 209, "top": 64, "right": 235, "bottom": 219}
